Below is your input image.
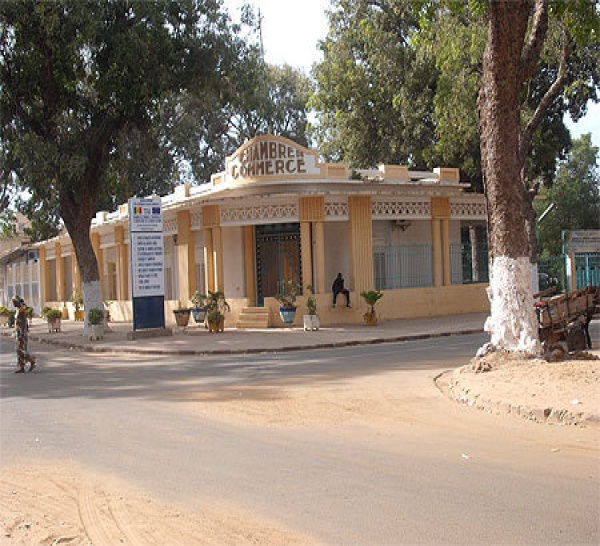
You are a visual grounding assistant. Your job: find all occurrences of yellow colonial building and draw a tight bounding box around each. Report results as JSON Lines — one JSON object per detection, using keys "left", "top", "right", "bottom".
{"left": 3, "top": 135, "right": 491, "bottom": 327}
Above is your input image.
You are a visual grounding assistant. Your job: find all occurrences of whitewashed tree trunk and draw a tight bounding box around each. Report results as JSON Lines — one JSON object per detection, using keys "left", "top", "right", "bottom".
{"left": 82, "top": 279, "right": 103, "bottom": 336}
{"left": 484, "top": 257, "right": 541, "bottom": 354}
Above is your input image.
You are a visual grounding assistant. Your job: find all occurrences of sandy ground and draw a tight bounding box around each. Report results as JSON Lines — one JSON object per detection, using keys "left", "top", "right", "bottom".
{"left": 2, "top": 353, "right": 599, "bottom": 545}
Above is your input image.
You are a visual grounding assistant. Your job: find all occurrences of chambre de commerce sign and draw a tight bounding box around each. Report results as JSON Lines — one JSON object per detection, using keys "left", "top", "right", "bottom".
{"left": 226, "top": 138, "right": 320, "bottom": 181}
{"left": 129, "top": 197, "right": 166, "bottom": 331}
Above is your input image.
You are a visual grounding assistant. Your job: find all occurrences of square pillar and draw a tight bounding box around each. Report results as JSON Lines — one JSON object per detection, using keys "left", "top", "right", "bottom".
{"left": 244, "top": 226, "right": 256, "bottom": 306}
{"left": 176, "top": 210, "right": 196, "bottom": 303}
{"left": 348, "top": 196, "right": 374, "bottom": 295}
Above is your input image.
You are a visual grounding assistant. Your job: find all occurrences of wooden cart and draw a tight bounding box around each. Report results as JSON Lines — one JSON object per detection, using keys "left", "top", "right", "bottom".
{"left": 535, "top": 286, "right": 599, "bottom": 352}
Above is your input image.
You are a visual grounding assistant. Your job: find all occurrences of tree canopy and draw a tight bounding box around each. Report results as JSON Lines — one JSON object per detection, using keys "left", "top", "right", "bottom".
{"left": 536, "top": 133, "right": 600, "bottom": 257}
{"left": 0, "top": 0, "right": 250, "bottom": 321}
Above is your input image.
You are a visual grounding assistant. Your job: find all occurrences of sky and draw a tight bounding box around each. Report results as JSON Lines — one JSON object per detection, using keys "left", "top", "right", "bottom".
{"left": 223, "top": 0, "right": 599, "bottom": 151}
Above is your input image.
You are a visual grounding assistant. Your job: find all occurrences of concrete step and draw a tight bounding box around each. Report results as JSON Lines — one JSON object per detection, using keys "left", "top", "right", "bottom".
{"left": 236, "top": 307, "right": 270, "bottom": 329}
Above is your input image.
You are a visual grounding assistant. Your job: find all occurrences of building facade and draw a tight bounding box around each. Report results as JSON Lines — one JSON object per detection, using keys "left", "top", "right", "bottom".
{"left": 3, "top": 135, "right": 491, "bottom": 326}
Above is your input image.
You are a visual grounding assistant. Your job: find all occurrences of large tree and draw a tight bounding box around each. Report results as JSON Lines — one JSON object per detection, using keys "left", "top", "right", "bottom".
{"left": 310, "top": 0, "right": 436, "bottom": 167}
{"left": 478, "top": 0, "right": 598, "bottom": 355}
{"left": 0, "top": 0, "right": 244, "bottom": 327}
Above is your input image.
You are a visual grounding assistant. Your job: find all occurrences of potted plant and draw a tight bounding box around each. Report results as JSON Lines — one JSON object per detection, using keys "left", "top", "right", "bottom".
{"left": 173, "top": 303, "right": 192, "bottom": 328}
{"left": 0, "top": 305, "right": 11, "bottom": 327}
{"left": 71, "top": 290, "right": 84, "bottom": 321}
{"left": 360, "top": 290, "right": 384, "bottom": 326}
{"left": 190, "top": 290, "right": 207, "bottom": 324}
{"left": 43, "top": 307, "right": 63, "bottom": 333}
{"left": 26, "top": 306, "right": 34, "bottom": 325}
{"left": 87, "top": 307, "right": 105, "bottom": 341}
{"left": 203, "top": 290, "right": 230, "bottom": 333}
{"left": 275, "top": 279, "right": 300, "bottom": 324}
{"left": 303, "top": 284, "right": 320, "bottom": 331}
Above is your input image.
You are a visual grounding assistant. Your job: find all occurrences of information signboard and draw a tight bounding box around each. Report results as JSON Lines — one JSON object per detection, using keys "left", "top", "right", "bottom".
{"left": 563, "top": 230, "right": 600, "bottom": 254}
{"left": 129, "top": 197, "right": 165, "bottom": 330}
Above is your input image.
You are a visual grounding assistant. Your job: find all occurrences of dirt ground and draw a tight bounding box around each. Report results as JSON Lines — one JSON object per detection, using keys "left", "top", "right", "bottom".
{"left": 2, "top": 353, "right": 599, "bottom": 545}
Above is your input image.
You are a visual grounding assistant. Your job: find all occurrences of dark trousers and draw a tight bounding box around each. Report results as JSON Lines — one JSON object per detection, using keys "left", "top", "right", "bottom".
{"left": 333, "top": 288, "right": 350, "bottom": 306}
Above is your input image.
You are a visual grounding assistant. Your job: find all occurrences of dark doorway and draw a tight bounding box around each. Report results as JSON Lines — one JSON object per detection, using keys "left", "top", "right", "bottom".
{"left": 256, "top": 223, "right": 302, "bottom": 305}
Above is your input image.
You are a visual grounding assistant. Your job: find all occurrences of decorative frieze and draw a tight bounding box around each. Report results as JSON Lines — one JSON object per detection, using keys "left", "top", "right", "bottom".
{"left": 450, "top": 200, "right": 487, "bottom": 220}
{"left": 220, "top": 202, "right": 298, "bottom": 225}
{"left": 325, "top": 200, "right": 349, "bottom": 220}
{"left": 371, "top": 198, "right": 430, "bottom": 219}
{"left": 163, "top": 215, "right": 178, "bottom": 235}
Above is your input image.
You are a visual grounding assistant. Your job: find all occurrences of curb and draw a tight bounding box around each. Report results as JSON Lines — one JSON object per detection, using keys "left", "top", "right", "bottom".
{"left": 1, "top": 327, "right": 485, "bottom": 356}
{"left": 434, "top": 369, "right": 600, "bottom": 428}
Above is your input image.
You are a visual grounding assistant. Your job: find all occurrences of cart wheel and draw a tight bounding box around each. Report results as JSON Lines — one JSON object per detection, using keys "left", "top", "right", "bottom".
{"left": 566, "top": 328, "right": 587, "bottom": 352}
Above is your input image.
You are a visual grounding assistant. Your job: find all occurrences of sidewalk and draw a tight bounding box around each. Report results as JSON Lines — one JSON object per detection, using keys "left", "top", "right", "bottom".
{"left": 1, "top": 313, "right": 489, "bottom": 355}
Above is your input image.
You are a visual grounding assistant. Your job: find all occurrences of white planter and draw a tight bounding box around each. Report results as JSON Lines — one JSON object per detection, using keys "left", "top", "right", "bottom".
{"left": 88, "top": 323, "right": 104, "bottom": 341}
{"left": 303, "top": 314, "right": 320, "bottom": 331}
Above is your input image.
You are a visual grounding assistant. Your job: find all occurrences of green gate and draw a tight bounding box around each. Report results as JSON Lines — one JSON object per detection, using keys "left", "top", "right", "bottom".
{"left": 255, "top": 223, "right": 302, "bottom": 306}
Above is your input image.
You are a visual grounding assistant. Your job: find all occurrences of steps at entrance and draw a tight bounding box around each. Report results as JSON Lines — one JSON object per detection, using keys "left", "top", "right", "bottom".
{"left": 236, "top": 307, "right": 270, "bottom": 329}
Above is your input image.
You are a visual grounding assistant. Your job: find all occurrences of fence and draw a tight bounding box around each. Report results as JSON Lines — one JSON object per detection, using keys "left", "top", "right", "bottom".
{"left": 373, "top": 242, "right": 489, "bottom": 290}
{"left": 374, "top": 244, "right": 598, "bottom": 292}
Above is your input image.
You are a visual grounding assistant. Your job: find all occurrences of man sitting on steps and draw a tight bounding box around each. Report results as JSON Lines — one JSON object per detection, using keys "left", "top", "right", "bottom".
{"left": 332, "top": 272, "right": 351, "bottom": 308}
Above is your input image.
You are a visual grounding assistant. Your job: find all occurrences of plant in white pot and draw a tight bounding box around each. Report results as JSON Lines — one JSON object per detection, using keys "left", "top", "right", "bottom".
{"left": 43, "top": 307, "right": 62, "bottom": 333}
{"left": 303, "top": 284, "right": 320, "bottom": 331}
{"left": 87, "top": 307, "right": 105, "bottom": 341}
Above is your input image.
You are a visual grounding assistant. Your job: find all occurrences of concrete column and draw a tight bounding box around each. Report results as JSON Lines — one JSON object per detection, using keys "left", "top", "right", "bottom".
{"left": 205, "top": 228, "right": 215, "bottom": 292}
{"left": 431, "top": 197, "right": 450, "bottom": 287}
{"left": 431, "top": 218, "right": 442, "bottom": 287}
{"left": 72, "top": 254, "right": 81, "bottom": 296}
{"left": 39, "top": 246, "right": 48, "bottom": 306}
{"left": 55, "top": 242, "right": 65, "bottom": 302}
{"left": 347, "top": 196, "right": 374, "bottom": 295}
{"left": 91, "top": 232, "right": 105, "bottom": 299}
{"left": 213, "top": 226, "right": 224, "bottom": 292}
{"left": 299, "top": 196, "right": 325, "bottom": 294}
{"left": 300, "top": 221, "right": 313, "bottom": 291}
{"left": 244, "top": 226, "right": 256, "bottom": 306}
{"left": 314, "top": 221, "right": 326, "bottom": 295}
{"left": 176, "top": 210, "right": 196, "bottom": 304}
{"left": 115, "top": 226, "right": 129, "bottom": 300}
{"left": 441, "top": 219, "right": 451, "bottom": 286}
{"left": 202, "top": 205, "right": 220, "bottom": 293}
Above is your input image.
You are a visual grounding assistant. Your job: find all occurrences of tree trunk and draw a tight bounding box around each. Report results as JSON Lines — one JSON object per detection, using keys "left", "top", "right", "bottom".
{"left": 59, "top": 148, "right": 106, "bottom": 335}
{"left": 478, "top": 1, "right": 541, "bottom": 355}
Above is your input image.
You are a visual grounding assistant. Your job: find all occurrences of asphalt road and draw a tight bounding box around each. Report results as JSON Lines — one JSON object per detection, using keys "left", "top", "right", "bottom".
{"left": 1, "top": 333, "right": 599, "bottom": 544}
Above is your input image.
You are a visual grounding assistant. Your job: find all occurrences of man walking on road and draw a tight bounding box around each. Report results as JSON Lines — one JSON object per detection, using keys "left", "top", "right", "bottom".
{"left": 13, "top": 297, "right": 36, "bottom": 373}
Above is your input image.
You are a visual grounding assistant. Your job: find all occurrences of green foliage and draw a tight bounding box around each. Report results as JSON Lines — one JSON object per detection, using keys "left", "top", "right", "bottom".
{"left": 0, "top": 0, "right": 250, "bottom": 286}
{"left": 360, "top": 290, "right": 384, "bottom": 314}
{"left": 87, "top": 307, "right": 104, "bottom": 325}
{"left": 0, "top": 209, "right": 17, "bottom": 238}
{"left": 190, "top": 290, "right": 208, "bottom": 308}
{"left": 44, "top": 308, "right": 62, "bottom": 321}
{"left": 275, "top": 279, "right": 301, "bottom": 308}
{"left": 536, "top": 134, "right": 600, "bottom": 256}
{"left": 0, "top": 305, "right": 11, "bottom": 317}
{"left": 71, "top": 290, "right": 83, "bottom": 311}
{"left": 311, "top": 0, "right": 434, "bottom": 168}
{"left": 202, "top": 290, "right": 230, "bottom": 322}
{"left": 305, "top": 284, "right": 317, "bottom": 316}
{"left": 312, "top": 0, "right": 599, "bottom": 196}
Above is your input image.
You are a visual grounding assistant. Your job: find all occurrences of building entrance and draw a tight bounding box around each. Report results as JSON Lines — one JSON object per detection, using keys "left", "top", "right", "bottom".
{"left": 256, "top": 223, "right": 302, "bottom": 306}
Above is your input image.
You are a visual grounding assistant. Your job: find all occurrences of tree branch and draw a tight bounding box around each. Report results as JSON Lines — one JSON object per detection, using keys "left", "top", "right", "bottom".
{"left": 519, "top": 34, "right": 570, "bottom": 169}
{"left": 520, "top": 0, "right": 549, "bottom": 84}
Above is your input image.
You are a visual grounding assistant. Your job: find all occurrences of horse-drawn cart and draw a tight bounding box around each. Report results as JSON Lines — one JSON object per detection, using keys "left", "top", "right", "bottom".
{"left": 535, "top": 286, "right": 599, "bottom": 352}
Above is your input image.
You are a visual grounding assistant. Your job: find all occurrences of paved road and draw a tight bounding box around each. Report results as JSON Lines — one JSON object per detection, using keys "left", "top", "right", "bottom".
{"left": 1, "top": 334, "right": 599, "bottom": 544}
